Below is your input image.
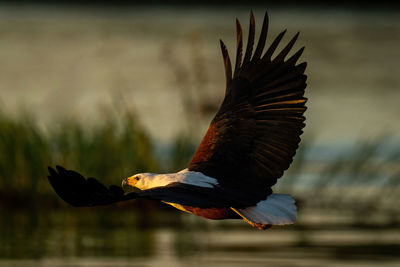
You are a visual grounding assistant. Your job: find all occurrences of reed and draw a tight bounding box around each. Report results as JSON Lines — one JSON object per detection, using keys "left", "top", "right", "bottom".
{"left": 0, "top": 107, "right": 158, "bottom": 206}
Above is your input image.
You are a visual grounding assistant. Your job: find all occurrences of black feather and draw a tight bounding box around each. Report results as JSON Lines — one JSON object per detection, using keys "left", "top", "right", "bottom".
{"left": 47, "top": 166, "right": 136, "bottom": 207}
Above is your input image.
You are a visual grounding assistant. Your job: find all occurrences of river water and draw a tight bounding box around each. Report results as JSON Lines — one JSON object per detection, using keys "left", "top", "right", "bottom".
{"left": 1, "top": 208, "right": 399, "bottom": 267}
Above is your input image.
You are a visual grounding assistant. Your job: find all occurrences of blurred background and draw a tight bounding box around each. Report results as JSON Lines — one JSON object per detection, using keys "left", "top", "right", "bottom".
{"left": 0, "top": 1, "right": 399, "bottom": 266}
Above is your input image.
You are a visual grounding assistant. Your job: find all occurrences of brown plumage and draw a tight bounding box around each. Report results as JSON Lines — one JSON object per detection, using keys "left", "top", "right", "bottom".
{"left": 188, "top": 11, "right": 307, "bottom": 206}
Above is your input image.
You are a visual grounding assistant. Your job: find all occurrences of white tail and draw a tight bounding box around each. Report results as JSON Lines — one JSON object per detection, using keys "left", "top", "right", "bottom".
{"left": 232, "top": 194, "right": 297, "bottom": 230}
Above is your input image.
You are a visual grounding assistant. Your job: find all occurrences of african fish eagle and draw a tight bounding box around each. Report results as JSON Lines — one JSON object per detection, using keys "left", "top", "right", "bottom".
{"left": 48, "top": 11, "right": 307, "bottom": 230}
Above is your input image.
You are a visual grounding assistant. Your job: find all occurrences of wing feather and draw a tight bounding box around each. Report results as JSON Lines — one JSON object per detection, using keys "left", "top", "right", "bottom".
{"left": 220, "top": 40, "right": 232, "bottom": 89}
{"left": 47, "top": 166, "right": 136, "bottom": 207}
{"left": 234, "top": 19, "right": 243, "bottom": 76}
{"left": 262, "top": 30, "right": 286, "bottom": 60}
{"left": 188, "top": 12, "right": 307, "bottom": 207}
{"left": 242, "top": 11, "right": 255, "bottom": 65}
{"left": 252, "top": 11, "right": 269, "bottom": 60}
{"left": 273, "top": 32, "right": 299, "bottom": 62}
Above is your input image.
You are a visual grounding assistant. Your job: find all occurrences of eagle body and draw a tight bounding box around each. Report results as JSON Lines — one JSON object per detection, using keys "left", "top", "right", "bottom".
{"left": 47, "top": 11, "right": 307, "bottom": 230}
{"left": 122, "top": 170, "right": 244, "bottom": 220}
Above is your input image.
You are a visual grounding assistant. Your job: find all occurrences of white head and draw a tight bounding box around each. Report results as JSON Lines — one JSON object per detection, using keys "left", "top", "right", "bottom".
{"left": 122, "top": 173, "right": 158, "bottom": 191}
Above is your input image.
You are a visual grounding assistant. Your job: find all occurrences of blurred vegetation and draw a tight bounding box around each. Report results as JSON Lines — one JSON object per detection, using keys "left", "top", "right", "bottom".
{"left": 0, "top": 107, "right": 159, "bottom": 209}
{"left": 278, "top": 135, "right": 400, "bottom": 226}
{"left": 310, "top": 136, "right": 400, "bottom": 223}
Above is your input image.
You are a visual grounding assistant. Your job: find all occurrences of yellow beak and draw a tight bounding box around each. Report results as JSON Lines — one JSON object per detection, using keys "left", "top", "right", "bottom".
{"left": 121, "top": 176, "right": 139, "bottom": 192}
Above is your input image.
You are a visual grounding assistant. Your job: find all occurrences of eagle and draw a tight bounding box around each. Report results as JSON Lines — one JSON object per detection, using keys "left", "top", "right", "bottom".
{"left": 48, "top": 11, "right": 307, "bottom": 230}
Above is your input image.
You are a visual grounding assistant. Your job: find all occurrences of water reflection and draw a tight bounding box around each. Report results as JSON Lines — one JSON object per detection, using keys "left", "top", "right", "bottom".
{"left": 1, "top": 208, "right": 399, "bottom": 266}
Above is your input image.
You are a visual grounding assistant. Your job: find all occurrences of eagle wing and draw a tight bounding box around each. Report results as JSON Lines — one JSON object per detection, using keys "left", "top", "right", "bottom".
{"left": 188, "top": 11, "right": 307, "bottom": 206}
{"left": 47, "top": 166, "right": 138, "bottom": 207}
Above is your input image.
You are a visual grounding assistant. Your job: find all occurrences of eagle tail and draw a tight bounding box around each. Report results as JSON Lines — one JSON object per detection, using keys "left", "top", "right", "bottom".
{"left": 232, "top": 194, "right": 297, "bottom": 230}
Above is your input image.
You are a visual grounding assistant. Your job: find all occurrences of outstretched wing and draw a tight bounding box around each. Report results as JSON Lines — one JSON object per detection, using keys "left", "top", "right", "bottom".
{"left": 48, "top": 166, "right": 137, "bottom": 207}
{"left": 188, "top": 11, "right": 307, "bottom": 205}
{"left": 48, "top": 166, "right": 246, "bottom": 208}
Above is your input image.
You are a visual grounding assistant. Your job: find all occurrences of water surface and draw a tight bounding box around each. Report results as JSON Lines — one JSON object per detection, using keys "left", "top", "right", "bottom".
{"left": 1, "top": 208, "right": 399, "bottom": 266}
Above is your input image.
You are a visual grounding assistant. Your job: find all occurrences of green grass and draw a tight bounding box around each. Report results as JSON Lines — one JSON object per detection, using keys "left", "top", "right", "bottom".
{"left": 0, "top": 108, "right": 160, "bottom": 206}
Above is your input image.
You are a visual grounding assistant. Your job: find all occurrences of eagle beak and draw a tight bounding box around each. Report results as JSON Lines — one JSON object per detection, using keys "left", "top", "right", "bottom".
{"left": 122, "top": 176, "right": 140, "bottom": 193}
